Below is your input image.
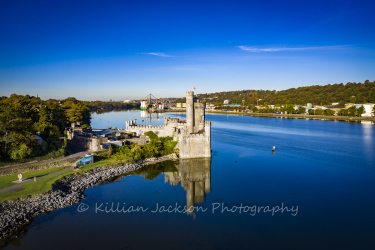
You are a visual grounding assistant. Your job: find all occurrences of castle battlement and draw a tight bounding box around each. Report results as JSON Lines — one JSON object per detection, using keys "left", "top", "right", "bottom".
{"left": 126, "top": 91, "right": 211, "bottom": 159}
{"left": 127, "top": 125, "right": 165, "bottom": 129}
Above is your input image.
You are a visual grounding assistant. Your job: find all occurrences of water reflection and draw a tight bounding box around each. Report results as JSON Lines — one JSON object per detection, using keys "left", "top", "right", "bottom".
{"left": 140, "top": 111, "right": 165, "bottom": 124}
{"left": 164, "top": 158, "right": 211, "bottom": 214}
{"left": 130, "top": 158, "right": 211, "bottom": 215}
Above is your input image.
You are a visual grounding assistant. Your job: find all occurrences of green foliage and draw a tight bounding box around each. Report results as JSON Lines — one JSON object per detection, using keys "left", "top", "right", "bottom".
{"left": 132, "top": 161, "right": 178, "bottom": 180}
{"left": 315, "top": 108, "right": 324, "bottom": 115}
{"left": 324, "top": 109, "right": 334, "bottom": 116}
{"left": 10, "top": 143, "right": 32, "bottom": 160}
{"left": 187, "top": 80, "right": 375, "bottom": 107}
{"left": 0, "top": 94, "right": 88, "bottom": 162}
{"left": 348, "top": 106, "right": 357, "bottom": 116}
{"left": 159, "top": 137, "right": 178, "bottom": 156}
{"left": 109, "top": 143, "right": 118, "bottom": 155}
{"left": 81, "top": 124, "right": 91, "bottom": 129}
{"left": 64, "top": 130, "right": 68, "bottom": 147}
{"left": 145, "top": 131, "right": 158, "bottom": 142}
{"left": 0, "top": 95, "right": 36, "bottom": 159}
{"left": 83, "top": 101, "right": 140, "bottom": 112}
{"left": 298, "top": 107, "right": 306, "bottom": 114}
{"left": 357, "top": 105, "right": 365, "bottom": 117}
{"left": 339, "top": 109, "right": 348, "bottom": 116}
{"left": 65, "top": 102, "right": 83, "bottom": 123}
{"left": 113, "top": 132, "right": 177, "bottom": 163}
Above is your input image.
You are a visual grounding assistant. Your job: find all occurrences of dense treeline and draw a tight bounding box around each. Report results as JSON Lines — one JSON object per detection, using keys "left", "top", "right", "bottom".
{"left": 0, "top": 95, "right": 90, "bottom": 161}
{"left": 83, "top": 101, "right": 140, "bottom": 111}
{"left": 177, "top": 80, "right": 375, "bottom": 106}
{"left": 109, "top": 131, "right": 177, "bottom": 163}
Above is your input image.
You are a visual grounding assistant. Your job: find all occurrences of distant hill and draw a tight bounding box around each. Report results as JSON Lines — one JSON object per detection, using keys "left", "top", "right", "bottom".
{"left": 177, "top": 80, "right": 375, "bottom": 106}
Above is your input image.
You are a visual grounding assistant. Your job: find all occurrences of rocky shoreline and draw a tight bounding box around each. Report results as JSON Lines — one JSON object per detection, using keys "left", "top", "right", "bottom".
{"left": 0, "top": 154, "right": 177, "bottom": 244}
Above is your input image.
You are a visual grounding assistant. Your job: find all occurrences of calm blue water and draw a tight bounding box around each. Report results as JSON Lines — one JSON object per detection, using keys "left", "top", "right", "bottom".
{"left": 4, "top": 111, "right": 375, "bottom": 249}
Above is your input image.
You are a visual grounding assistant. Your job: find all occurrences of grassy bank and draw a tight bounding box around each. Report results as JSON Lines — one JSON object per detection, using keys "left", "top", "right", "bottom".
{"left": 0, "top": 133, "right": 178, "bottom": 203}
{"left": 0, "top": 167, "right": 66, "bottom": 189}
{"left": 0, "top": 170, "right": 76, "bottom": 203}
{"left": 0, "top": 156, "right": 117, "bottom": 203}
{"left": 0, "top": 148, "right": 66, "bottom": 168}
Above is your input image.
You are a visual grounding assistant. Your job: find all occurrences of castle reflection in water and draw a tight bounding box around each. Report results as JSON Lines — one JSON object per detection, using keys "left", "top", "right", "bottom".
{"left": 164, "top": 158, "right": 211, "bottom": 214}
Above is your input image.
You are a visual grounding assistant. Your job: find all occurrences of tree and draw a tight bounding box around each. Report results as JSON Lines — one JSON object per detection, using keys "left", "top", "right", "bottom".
{"left": 324, "top": 109, "right": 334, "bottom": 116}
{"left": 356, "top": 105, "right": 365, "bottom": 117}
{"left": 0, "top": 95, "right": 36, "bottom": 158}
{"left": 298, "top": 107, "right": 306, "bottom": 114}
{"left": 315, "top": 108, "right": 324, "bottom": 115}
{"left": 34, "top": 105, "right": 50, "bottom": 136}
{"left": 65, "top": 102, "right": 90, "bottom": 126}
{"left": 109, "top": 143, "right": 118, "bottom": 155}
{"left": 285, "top": 106, "right": 294, "bottom": 114}
{"left": 348, "top": 106, "right": 357, "bottom": 116}
{"left": 65, "top": 103, "right": 83, "bottom": 124}
{"left": 10, "top": 143, "right": 32, "bottom": 160}
{"left": 339, "top": 109, "right": 348, "bottom": 116}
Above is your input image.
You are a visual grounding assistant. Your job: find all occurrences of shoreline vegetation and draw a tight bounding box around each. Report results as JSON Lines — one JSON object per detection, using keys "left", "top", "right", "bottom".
{"left": 0, "top": 94, "right": 140, "bottom": 167}
{"left": 166, "top": 110, "right": 375, "bottom": 123}
{"left": 0, "top": 155, "right": 177, "bottom": 244}
{"left": 176, "top": 80, "right": 375, "bottom": 106}
{"left": 0, "top": 130, "right": 179, "bottom": 243}
{"left": 0, "top": 131, "right": 177, "bottom": 202}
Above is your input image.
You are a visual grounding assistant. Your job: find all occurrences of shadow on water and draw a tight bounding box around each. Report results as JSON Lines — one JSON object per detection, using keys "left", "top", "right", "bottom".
{"left": 2, "top": 158, "right": 212, "bottom": 249}
{"left": 103, "top": 158, "right": 212, "bottom": 215}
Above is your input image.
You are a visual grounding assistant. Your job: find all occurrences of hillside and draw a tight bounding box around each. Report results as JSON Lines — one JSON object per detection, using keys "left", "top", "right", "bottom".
{"left": 177, "top": 80, "right": 375, "bottom": 106}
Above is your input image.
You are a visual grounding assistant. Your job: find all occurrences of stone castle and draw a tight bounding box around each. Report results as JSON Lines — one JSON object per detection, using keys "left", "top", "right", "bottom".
{"left": 126, "top": 91, "right": 211, "bottom": 159}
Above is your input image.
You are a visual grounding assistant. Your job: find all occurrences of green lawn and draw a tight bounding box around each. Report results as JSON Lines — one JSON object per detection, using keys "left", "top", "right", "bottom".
{"left": 0, "top": 169, "right": 75, "bottom": 203}
{"left": 0, "top": 148, "right": 170, "bottom": 203}
{"left": 0, "top": 156, "right": 124, "bottom": 203}
{"left": 0, "top": 167, "right": 66, "bottom": 189}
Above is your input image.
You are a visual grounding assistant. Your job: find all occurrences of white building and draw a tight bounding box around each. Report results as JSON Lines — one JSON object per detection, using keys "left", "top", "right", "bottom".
{"left": 223, "top": 100, "right": 229, "bottom": 105}
{"left": 362, "top": 104, "right": 374, "bottom": 117}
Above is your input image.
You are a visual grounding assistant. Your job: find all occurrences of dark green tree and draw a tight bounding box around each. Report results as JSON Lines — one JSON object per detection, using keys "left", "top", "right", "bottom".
{"left": 357, "top": 105, "right": 365, "bottom": 117}
{"left": 348, "top": 106, "right": 357, "bottom": 116}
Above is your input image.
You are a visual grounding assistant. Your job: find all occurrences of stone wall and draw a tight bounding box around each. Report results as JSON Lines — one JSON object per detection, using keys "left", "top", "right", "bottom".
{"left": 175, "top": 131, "right": 211, "bottom": 159}
{"left": 125, "top": 91, "right": 212, "bottom": 159}
{"left": 126, "top": 118, "right": 186, "bottom": 137}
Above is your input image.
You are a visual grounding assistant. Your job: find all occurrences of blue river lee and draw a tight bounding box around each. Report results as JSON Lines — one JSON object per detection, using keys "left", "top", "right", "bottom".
{"left": 5, "top": 111, "right": 375, "bottom": 249}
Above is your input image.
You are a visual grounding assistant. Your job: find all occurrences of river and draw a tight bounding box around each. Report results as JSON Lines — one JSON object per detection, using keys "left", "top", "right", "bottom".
{"left": 4, "top": 110, "right": 375, "bottom": 249}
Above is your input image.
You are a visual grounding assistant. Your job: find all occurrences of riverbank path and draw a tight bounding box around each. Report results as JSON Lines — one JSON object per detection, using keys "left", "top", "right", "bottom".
{"left": 0, "top": 166, "right": 75, "bottom": 194}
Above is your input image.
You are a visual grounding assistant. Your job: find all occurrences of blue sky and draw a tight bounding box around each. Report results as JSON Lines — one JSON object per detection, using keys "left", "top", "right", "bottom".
{"left": 0, "top": 0, "right": 374, "bottom": 101}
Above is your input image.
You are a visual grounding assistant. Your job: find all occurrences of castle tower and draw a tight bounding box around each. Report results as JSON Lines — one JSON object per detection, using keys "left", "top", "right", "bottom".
{"left": 186, "top": 91, "right": 194, "bottom": 134}
{"left": 194, "top": 102, "right": 205, "bottom": 133}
